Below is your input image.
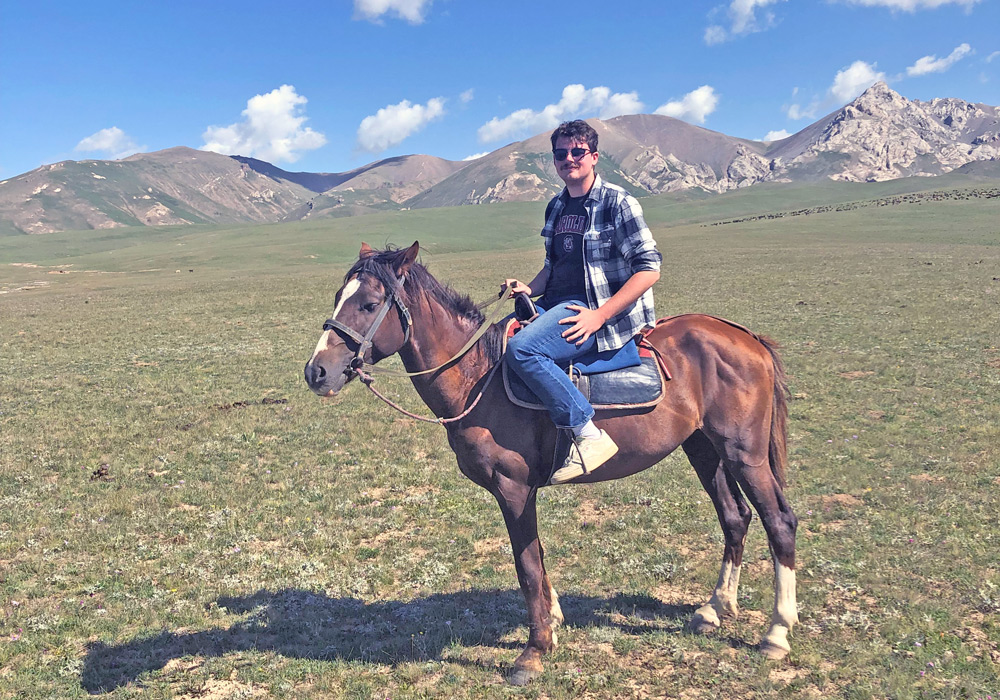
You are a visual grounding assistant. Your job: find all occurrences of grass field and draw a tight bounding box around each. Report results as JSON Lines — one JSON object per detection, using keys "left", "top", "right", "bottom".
{"left": 1, "top": 181, "right": 999, "bottom": 699}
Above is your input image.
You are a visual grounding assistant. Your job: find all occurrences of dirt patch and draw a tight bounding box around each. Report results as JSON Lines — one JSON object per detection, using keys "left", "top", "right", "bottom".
{"left": 162, "top": 657, "right": 204, "bottom": 675}
{"left": 245, "top": 538, "right": 286, "bottom": 554}
{"left": 177, "top": 679, "right": 265, "bottom": 700}
{"left": 909, "top": 473, "right": 945, "bottom": 483}
{"left": 820, "top": 493, "right": 862, "bottom": 508}
{"left": 0, "top": 280, "right": 51, "bottom": 294}
{"left": 770, "top": 666, "right": 810, "bottom": 684}
{"left": 358, "top": 527, "right": 409, "bottom": 550}
{"left": 473, "top": 537, "right": 509, "bottom": 558}
{"left": 838, "top": 371, "right": 875, "bottom": 379}
{"left": 650, "top": 581, "right": 700, "bottom": 606}
{"left": 576, "top": 499, "right": 618, "bottom": 527}
{"left": 955, "top": 612, "right": 1000, "bottom": 663}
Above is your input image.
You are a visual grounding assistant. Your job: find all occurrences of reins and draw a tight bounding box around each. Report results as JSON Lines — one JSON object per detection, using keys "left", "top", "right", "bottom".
{"left": 355, "top": 362, "right": 502, "bottom": 425}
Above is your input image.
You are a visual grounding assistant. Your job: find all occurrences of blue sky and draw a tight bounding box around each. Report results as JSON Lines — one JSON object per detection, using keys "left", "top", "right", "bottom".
{"left": 2, "top": 0, "right": 998, "bottom": 178}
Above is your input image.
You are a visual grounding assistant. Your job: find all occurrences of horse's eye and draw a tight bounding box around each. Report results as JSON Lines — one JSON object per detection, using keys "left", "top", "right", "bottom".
{"left": 363, "top": 302, "right": 379, "bottom": 313}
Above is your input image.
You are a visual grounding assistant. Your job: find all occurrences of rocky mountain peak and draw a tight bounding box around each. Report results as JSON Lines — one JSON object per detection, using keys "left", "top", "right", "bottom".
{"left": 847, "top": 81, "right": 910, "bottom": 119}
{"left": 776, "top": 81, "right": 1000, "bottom": 184}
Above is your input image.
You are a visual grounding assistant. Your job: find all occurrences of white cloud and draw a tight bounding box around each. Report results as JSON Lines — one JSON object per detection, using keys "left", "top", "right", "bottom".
{"left": 987, "top": 51, "right": 1000, "bottom": 63}
{"left": 356, "top": 97, "right": 445, "bottom": 153}
{"left": 463, "top": 152, "right": 489, "bottom": 161}
{"left": 704, "top": 0, "right": 786, "bottom": 44}
{"left": 75, "top": 127, "right": 144, "bottom": 160}
{"left": 786, "top": 102, "right": 819, "bottom": 120}
{"left": 460, "top": 89, "right": 475, "bottom": 104}
{"left": 603, "top": 91, "right": 644, "bottom": 118}
{"left": 704, "top": 25, "right": 728, "bottom": 45}
{"left": 354, "top": 0, "right": 431, "bottom": 24}
{"left": 764, "top": 129, "right": 791, "bottom": 141}
{"left": 907, "top": 43, "right": 972, "bottom": 75}
{"left": 201, "top": 85, "right": 326, "bottom": 163}
{"left": 830, "top": 61, "right": 886, "bottom": 102}
{"left": 477, "top": 84, "right": 644, "bottom": 143}
{"left": 839, "top": 0, "right": 980, "bottom": 10}
{"left": 654, "top": 85, "right": 719, "bottom": 124}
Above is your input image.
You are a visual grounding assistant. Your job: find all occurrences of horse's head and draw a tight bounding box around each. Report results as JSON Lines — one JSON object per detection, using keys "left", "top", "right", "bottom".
{"left": 304, "top": 241, "right": 419, "bottom": 397}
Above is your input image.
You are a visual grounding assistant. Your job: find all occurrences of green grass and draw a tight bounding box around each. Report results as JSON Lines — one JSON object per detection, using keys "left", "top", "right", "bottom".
{"left": 1, "top": 181, "right": 999, "bottom": 698}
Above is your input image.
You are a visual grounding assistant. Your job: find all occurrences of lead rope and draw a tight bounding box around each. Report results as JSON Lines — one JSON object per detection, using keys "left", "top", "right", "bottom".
{"left": 355, "top": 362, "right": 502, "bottom": 425}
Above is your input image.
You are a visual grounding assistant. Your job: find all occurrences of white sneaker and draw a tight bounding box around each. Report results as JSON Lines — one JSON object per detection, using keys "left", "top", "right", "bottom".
{"left": 550, "top": 430, "right": 619, "bottom": 484}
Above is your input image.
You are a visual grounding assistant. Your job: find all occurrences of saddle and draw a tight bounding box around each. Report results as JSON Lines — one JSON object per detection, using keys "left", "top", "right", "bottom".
{"left": 501, "top": 313, "right": 670, "bottom": 411}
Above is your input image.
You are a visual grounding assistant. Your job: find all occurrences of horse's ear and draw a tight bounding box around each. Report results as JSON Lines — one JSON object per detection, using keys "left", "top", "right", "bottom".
{"left": 393, "top": 241, "right": 420, "bottom": 277}
{"left": 359, "top": 242, "right": 374, "bottom": 258}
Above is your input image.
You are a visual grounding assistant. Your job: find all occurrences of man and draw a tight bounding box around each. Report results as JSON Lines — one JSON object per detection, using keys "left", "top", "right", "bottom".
{"left": 504, "top": 120, "right": 661, "bottom": 484}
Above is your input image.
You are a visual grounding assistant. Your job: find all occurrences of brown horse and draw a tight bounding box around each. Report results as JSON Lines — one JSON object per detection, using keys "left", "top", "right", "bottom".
{"left": 304, "top": 242, "right": 798, "bottom": 685}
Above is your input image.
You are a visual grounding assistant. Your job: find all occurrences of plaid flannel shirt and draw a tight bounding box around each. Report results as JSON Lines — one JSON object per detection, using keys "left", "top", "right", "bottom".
{"left": 541, "top": 175, "right": 661, "bottom": 352}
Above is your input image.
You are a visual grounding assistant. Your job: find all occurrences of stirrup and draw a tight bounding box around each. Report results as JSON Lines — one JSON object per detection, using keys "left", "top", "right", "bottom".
{"left": 514, "top": 293, "right": 539, "bottom": 324}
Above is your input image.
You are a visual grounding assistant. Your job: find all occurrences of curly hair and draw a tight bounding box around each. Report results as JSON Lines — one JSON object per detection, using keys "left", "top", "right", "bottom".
{"left": 549, "top": 120, "right": 598, "bottom": 153}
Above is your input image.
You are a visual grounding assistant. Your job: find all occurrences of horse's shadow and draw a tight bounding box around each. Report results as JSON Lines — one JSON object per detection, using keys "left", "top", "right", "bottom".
{"left": 81, "top": 588, "right": 696, "bottom": 693}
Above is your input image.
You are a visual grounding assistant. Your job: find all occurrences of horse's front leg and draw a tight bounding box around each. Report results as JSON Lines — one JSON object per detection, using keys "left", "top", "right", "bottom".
{"left": 493, "top": 478, "right": 562, "bottom": 686}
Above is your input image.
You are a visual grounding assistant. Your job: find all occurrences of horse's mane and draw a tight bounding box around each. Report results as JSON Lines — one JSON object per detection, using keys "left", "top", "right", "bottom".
{"left": 345, "top": 246, "right": 505, "bottom": 366}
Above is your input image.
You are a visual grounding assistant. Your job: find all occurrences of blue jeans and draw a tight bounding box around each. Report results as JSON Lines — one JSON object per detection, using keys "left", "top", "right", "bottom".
{"left": 506, "top": 300, "right": 597, "bottom": 429}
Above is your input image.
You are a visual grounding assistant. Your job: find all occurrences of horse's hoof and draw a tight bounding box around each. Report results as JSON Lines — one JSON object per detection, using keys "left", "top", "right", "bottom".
{"left": 687, "top": 611, "right": 720, "bottom": 636}
{"left": 688, "top": 619, "right": 719, "bottom": 635}
{"left": 759, "top": 639, "right": 790, "bottom": 660}
{"left": 506, "top": 666, "right": 540, "bottom": 686}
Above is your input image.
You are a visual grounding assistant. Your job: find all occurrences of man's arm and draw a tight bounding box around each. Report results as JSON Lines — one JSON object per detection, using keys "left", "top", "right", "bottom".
{"left": 502, "top": 267, "right": 549, "bottom": 297}
{"left": 559, "top": 269, "right": 659, "bottom": 345}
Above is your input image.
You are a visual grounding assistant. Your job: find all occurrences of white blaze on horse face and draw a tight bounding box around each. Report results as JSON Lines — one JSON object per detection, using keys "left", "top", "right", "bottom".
{"left": 310, "top": 278, "right": 362, "bottom": 362}
{"left": 332, "top": 277, "right": 362, "bottom": 322}
{"left": 311, "top": 330, "right": 333, "bottom": 361}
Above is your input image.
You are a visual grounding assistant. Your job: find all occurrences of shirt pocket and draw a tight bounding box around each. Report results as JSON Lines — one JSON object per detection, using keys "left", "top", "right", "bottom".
{"left": 590, "top": 229, "right": 616, "bottom": 261}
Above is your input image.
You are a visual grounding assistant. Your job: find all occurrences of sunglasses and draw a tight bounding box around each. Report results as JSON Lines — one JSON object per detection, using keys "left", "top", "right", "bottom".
{"left": 552, "top": 147, "right": 594, "bottom": 161}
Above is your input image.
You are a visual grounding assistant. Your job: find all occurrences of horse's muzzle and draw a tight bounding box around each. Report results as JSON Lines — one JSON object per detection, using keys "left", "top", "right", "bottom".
{"left": 304, "top": 360, "right": 348, "bottom": 397}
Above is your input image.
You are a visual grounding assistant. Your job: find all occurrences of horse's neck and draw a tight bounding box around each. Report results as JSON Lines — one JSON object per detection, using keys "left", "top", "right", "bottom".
{"left": 397, "top": 293, "right": 488, "bottom": 418}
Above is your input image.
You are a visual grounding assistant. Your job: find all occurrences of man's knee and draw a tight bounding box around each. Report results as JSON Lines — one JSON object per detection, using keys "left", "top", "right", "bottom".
{"left": 506, "top": 332, "right": 537, "bottom": 366}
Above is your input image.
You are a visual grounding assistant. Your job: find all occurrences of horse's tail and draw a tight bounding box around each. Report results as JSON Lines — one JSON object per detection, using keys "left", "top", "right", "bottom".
{"left": 758, "top": 335, "right": 789, "bottom": 488}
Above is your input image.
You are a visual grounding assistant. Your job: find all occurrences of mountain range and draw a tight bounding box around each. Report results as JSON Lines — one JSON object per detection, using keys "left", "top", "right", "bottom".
{"left": 2, "top": 82, "right": 998, "bottom": 235}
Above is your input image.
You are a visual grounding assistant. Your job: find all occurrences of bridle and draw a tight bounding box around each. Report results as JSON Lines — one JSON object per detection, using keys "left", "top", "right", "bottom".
{"left": 317, "top": 279, "right": 515, "bottom": 424}
{"left": 322, "top": 278, "right": 412, "bottom": 375}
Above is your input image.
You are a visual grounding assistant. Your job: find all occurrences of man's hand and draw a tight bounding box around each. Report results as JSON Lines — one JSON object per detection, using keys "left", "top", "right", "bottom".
{"left": 501, "top": 278, "right": 532, "bottom": 296}
{"left": 559, "top": 305, "right": 607, "bottom": 346}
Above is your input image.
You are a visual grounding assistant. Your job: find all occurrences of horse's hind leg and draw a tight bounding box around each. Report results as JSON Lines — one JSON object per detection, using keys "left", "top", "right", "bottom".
{"left": 682, "top": 430, "right": 753, "bottom": 634}
{"left": 725, "top": 453, "right": 799, "bottom": 659}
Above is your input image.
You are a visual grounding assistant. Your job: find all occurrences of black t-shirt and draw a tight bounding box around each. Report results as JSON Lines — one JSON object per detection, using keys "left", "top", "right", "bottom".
{"left": 542, "top": 195, "right": 589, "bottom": 306}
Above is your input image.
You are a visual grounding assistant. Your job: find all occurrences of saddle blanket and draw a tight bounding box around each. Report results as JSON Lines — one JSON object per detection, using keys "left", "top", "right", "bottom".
{"left": 501, "top": 319, "right": 668, "bottom": 411}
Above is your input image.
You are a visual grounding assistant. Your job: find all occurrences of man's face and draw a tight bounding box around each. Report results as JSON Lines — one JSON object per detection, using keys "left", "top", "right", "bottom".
{"left": 553, "top": 136, "right": 598, "bottom": 190}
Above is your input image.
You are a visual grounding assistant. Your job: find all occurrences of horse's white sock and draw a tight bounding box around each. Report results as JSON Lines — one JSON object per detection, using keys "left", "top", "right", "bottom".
{"left": 573, "top": 420, "right": 601, "bottom": 440}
